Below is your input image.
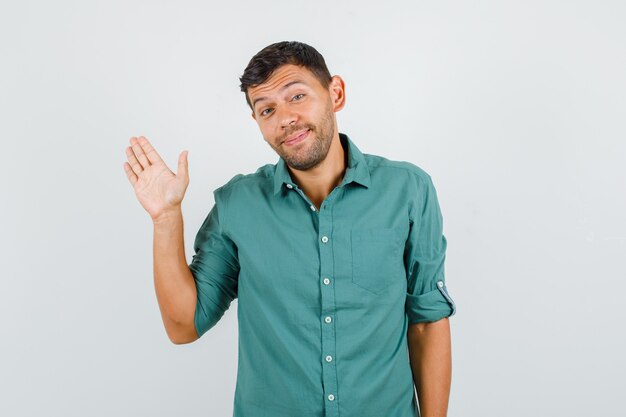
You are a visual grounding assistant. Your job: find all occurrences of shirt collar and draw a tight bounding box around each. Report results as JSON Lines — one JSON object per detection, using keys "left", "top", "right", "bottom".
{"left": 273, "top": 132, "right": 371, "bottom": 196}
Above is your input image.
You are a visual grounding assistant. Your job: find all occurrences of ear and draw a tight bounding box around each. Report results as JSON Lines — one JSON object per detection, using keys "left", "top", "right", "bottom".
{"left": 251, "top": 110, "right": 256, "bottom": 121}
{"left": 329, "top": 75, "right": 346, "bottom": 112}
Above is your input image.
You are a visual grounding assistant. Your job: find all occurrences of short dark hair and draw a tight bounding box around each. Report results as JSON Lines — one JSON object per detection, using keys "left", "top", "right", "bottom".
{"left": 239, "top": 41, "right": 332, "bottom": 111}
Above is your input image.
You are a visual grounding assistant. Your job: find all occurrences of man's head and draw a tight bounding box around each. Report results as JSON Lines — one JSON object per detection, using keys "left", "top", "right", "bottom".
{"left": 239, "top": 41, "right": 333, "bottom": 110}
{"left": 239, "top": 41, "right": 346, "bottom": 171}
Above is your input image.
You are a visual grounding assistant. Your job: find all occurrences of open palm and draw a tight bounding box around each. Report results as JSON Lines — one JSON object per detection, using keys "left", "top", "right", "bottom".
{"left": 123, "top": 136, "right": 189, "bottom": 221}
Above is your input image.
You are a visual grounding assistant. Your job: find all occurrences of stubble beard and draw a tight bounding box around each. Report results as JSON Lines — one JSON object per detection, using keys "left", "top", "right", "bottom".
{"left": 271, "top": 102, "right": 335, "bottom": 171}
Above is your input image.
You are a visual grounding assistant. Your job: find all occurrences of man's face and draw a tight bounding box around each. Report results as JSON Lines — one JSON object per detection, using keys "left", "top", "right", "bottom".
{"left": 248, "top": 64, "right": 342, "bottom": 171}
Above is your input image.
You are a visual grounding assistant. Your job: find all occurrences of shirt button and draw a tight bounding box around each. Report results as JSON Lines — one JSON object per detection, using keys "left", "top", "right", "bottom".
{"left": 324, "top": 316, "right": 332, "bottom": 324}
{"left": 323, "top": 278, "right": 330, "bottom": 285}
{"left": 310, "top": 204, "right": 316, "bottom": 211}
{"left": 321, "top": 236, "right": 329, "bottom": 243}
{"left": 328, "top": 394, "right": 335, "bottom": 401}
{"left": 286, "top": 183, "right": 293, "bottom": 189}
{"left": 437, "top": 281, "right": 444, "bottom": 288}
{"left": 325, "top": 355, "right": 333, "bottom": 362}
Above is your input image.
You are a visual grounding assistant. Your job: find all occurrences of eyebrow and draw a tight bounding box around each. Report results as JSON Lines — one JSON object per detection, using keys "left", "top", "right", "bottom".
{"left": 252, "top": 80, "right": 307, "bottom": 111}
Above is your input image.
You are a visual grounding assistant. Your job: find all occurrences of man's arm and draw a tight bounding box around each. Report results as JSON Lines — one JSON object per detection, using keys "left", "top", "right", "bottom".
{"left": 153, "top": 207, "right": 199, "bottom": 345}
{"left": 402, "top": 172, "right": 455, "bottom": 416}
{"left": 407, "top": 317, "right": 452, "bottom": 417}
{"left": 123, "top": 136, "right": 198, "bottom": 345}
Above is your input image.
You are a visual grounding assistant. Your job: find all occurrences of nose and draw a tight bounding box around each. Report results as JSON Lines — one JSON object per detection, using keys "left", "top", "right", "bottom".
{"left": 277, "top": 105, "right": 298, "bottom": 129}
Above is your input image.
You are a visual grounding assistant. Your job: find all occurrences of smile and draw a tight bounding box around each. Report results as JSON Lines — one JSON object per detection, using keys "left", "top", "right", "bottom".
{"left": 283, "top": 129, "right": 310, "bottom": 146}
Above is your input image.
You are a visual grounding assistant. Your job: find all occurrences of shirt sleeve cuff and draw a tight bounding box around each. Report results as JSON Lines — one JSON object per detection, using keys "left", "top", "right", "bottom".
{"left": 405, "top": 281, "right": 456, "bottom": 323}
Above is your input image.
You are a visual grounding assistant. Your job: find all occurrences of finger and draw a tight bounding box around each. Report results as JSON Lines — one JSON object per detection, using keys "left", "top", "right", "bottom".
{"left": 125, "top": 145, "right": 143, "bottom": 176}
{"left": 137, "top": 136, "right": 164, "bottom": 165}
{"left": 123, "top": 162, "right": 138, "bottom": 186}
{"left": 130, "top": 136, "right": 151, "bottom": 169}
{"left": 176, "top": 150, "right": 189, "bottom": 179}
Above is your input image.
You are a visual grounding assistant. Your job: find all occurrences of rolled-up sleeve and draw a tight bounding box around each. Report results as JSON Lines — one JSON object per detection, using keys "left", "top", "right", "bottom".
{"left": 188, "top": 189, "right": 240, "bottom": 338}
{"left": 404, "top": 172, "right": 456, "bottom": 324}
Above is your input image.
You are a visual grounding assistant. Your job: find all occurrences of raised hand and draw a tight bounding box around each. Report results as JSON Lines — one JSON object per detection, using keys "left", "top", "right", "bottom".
{"left": 123, "top": 136, "right": 189, "bottom": 222}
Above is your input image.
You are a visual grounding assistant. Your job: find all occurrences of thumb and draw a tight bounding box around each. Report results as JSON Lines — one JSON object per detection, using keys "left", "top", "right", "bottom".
{"left": 177, "top": 150, "right": 189, "bottom": 178}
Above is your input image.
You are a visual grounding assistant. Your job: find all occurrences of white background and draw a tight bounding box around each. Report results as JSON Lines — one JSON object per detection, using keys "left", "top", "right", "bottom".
{"left": 1, "top": 1, "right": 624, "bottom": 416}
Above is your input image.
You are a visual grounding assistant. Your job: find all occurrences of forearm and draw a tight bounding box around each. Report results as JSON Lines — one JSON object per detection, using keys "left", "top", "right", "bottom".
{"left": 152, "top": 207, "right": 197, "bottom": 341}
{"left": 407, "top": 318, "right": 452, "bottom": 417}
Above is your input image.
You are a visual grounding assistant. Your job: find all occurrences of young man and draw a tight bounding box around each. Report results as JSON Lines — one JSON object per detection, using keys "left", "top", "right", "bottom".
{"left": 123, "top": 41, "right": 456, "bottom": 417}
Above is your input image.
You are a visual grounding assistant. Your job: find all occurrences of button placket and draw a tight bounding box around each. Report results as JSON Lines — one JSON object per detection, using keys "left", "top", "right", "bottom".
{"left": 318, "top": 190, "right": 340, "bottom": 417}
{"left": 282, "top": 180, "right": 340, "bottom": 412}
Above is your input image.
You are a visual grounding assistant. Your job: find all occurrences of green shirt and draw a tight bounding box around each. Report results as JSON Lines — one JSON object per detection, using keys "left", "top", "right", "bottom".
{"left": 189, "top": 133, "right": 456, "bottom": 417}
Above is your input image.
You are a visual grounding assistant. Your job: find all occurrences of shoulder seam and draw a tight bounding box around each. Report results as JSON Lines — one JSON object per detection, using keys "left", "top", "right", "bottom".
{"left": 365, "top": 156, "right": 433, "bottom": 181}
{"left": 218, "top": 164, "right": 275, "bottom": 192}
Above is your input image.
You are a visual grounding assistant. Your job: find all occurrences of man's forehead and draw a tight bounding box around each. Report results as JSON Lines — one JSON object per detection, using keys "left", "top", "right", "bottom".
{"left": 249, "top": 65, "right": 316, "bottom": 99}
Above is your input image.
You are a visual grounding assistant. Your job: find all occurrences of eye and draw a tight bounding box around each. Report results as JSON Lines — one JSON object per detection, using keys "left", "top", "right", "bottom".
{"left": 260, "top": 108, "right": 273, "bottom": 116}
{"left": 292, "top": 93, "right": 305, "bottom": 101}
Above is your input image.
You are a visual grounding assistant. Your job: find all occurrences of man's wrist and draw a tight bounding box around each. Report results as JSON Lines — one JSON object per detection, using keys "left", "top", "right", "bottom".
{"left": 152, "top": 206, "right": 183, "bottom": 226}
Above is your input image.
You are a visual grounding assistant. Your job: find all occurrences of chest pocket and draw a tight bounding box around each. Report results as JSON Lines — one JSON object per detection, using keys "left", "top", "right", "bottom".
{"left": 351, "top": 227, "right": 405, "bottom": 294}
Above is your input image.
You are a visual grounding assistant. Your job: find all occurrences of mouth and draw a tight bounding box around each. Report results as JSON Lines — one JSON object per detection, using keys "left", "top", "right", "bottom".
{"left": 282, "top": 129, "right": 310, "bottom": 146}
